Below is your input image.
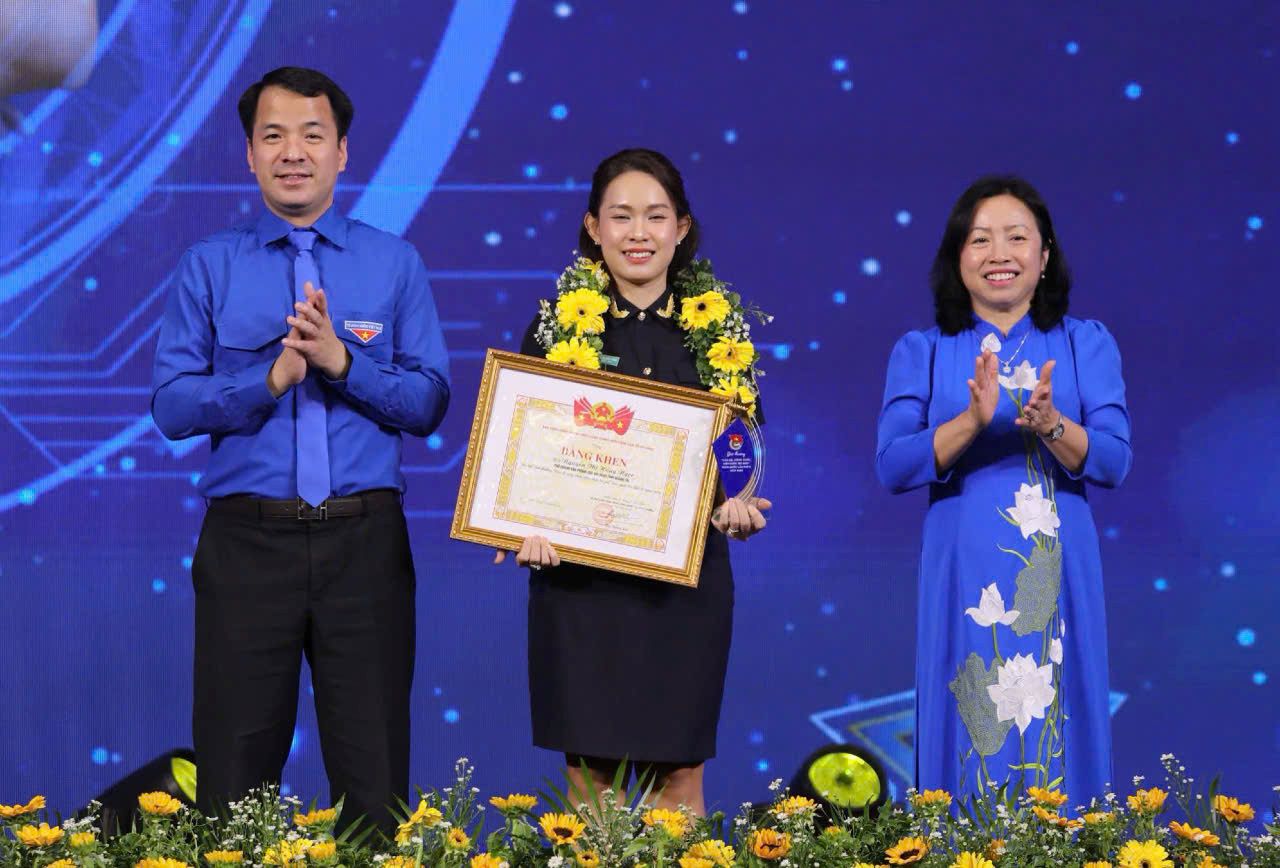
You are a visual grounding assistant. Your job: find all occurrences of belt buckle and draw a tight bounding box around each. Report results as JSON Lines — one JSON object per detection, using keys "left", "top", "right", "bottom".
{"left": 297, "top": 498, "right": 328, "bottom": 520}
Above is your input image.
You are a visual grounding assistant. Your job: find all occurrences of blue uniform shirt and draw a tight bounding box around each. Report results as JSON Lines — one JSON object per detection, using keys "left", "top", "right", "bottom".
{"left": 151, "top": 208, "right": 451, "bottom": 498}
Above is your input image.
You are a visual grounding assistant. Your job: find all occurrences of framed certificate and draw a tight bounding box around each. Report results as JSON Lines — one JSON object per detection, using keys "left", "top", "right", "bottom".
{"left": 451, "top": 349, "right": 733, "bottom": 586}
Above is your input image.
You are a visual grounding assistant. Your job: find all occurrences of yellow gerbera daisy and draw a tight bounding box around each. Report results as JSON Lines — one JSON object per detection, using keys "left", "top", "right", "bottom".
{"left": 546, "top": 337, "right": 601, "bottom": 369}
{"left": 406, "top": 799, "right": 444, "bottom": 826}
{"left": 885, "top": 836, "right": 929, "bottom": 864}
{"left": 852, "top": 863, "right": 887, "bottom": 868}
{"left": 138, "top": 791, "right": 183, "bottom": 816}
{"left": 1116, "top": 839, "right": 1173, "bottom": 868}
{"left": 1171, "top": 820, "right": 1220, "bottom": 845}
{"left": 69, "top": 830, "right": 97, "bottom": 850}
{"left": 680, "top": 291, "right": 731, "bottom": 330}
{"left": 470, "top": 855, "right": 506, "bottom": 868}
{"left": 1027, "top": 786, "right": 1069, "bottom": 807}
{"left": 489, "top": 793, "right": 537, "bottom": 812}
{"left": 706, "top": 337, "right": 754, "bottom": 373}
{"left": 293, "top": 807, "right": 337, "bottom": 828}
{"left": 136, "top": 859, "right": 191, "bottom": 868}
{"left": 0, "top": 795, "right": 45, "bottom": 818}
{"left": 203, "top": 852, "right": 244, "bottom": 864}
{"left": 1083, "top": 811, "right": 1116, "bottom": 824}
{"left": 684, "top": 839, "right": 735, "bottom": 866}
{"left": 710, "top": 374, "right": 756, "bottom": 410}
{"left": 576, "top": 851, "right": 601, "bottom": 867}
{"left": 749, "top": 828, "right": 790, "bottom": 860}
{"left": 556, "top": 289, "right": 609, "bottom": 336}
{"left": 1126, "top": 787, "right": 1168, "bottom": 814}
{"left": 772, "top": 794, "right": 818, "bottom": 815}
{"left": 642, "top": 807, "right": 689, "bottom": 838}
{"left": 263, "top": 839, "right": 313, "bottom": 865}
{"left": 951, "top": 853, "right": 995, "bottom": 868}
{"left": 16, "top": 822, "right": 63, "bottom": 846}
{"left": 910, "top": 789, "right": 953, "bottom": 808}
{"left": 538, "top": 812, "right": 586, "bottom": 844}
{"left": 446, "top": 827, "right": 471, "bottom": 850}
{"left": 1213, "top": 794, "right": 1255, "bottom": 822}
{"left": 678, "top": 858, "right": 714, "bottom": 868}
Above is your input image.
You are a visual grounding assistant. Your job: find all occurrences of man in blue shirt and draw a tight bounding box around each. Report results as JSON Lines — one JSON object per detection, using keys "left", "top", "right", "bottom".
{"left": 151, "top": 66, "right": 450, "bottom": 831}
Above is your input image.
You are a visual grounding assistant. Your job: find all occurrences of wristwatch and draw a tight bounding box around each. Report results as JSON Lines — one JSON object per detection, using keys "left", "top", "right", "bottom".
{"left": 1041, "top": 414, "right": 1065, "bottom": 442}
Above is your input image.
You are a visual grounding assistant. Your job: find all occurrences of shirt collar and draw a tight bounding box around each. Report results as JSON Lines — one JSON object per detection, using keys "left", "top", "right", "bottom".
{"left": 254, "top": 207, "right": 349, "bottom": 249}
{"left": 609, "top": 286, "right": 677, "bottom": 323}
{"left": 972, "top": 309, "right": 1032, "bottom": 340}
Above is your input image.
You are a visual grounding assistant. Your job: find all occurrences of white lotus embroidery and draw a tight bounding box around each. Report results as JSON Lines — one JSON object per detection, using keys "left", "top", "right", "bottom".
{"left": 1007, "top": 482, "right": 1060, "bottom": 539}
{"left": 981, "top": 333, "right": 1003, "bottom": 354}
{"left": 965, "top": 583, "right": 1020, "bottom": 628}
{"left": 987, "top": 652, "right": 1056, "bottom": 733}
{"left": 997, "top": 359, "right": 1038, "bottom": 391}
{"left": 1050, "top": 637, "right": 1063, "bottom": 664}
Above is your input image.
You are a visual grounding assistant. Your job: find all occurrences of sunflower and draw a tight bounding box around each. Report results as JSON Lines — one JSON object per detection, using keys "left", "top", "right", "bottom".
{"left": 538, "top": 812, "right": 586, "bottom": 845}
{"left": 576, "top": 851, "right": 601, "bottom": 867}
{"left": 136, "top": 860, "right": 191, "bottom": 868}
{"left": 138, "top": 791, "right": 183, "bottom": 816}
{"left": 307, "top": 841, "right": 338, "bottom": 864}
{"left": 684, "top": 839, "right": 735, "bottom": 866}
{"left": 383, "top": 858, "right": 423, "bottom": 868}
{"left": 910, "top": 789, "right": 953, "bottom": 808}
{"left": 69, "top": 831, "right": 97, "bottom": 850}
{"left": 1126, "top": 787, "right": 1168, "bottom": 814}
{"left": 1171, "top": 820, "right": 1220, "bottom": 846}
{"left": 263, "top": 839, "right": 313, "bottom": 865}
{"left": 642, "top": 808, "right": 689, "bottom": 838}
{"left": 852, "top": 863, "right": 888, "bottom": 868}
{"left": 680, "top": 290, "right": 731, "bottom": 330}
{"left": 556, "top": 289, "right": 609, "bottom": 336}
{"left": 203, "top": 852, "right": 245, "bottom": 864}
{"left": 0, "top": 796, "right": 45, "bottom": 819}
{"left": 951, "top": 854, "right": 995, "bottom": 868}
{"left": 1116, "top": 839, "right": 1173, "bottom": 868}
{"left": 293, "top": 807, "right": 338, "bottom": 828}
{"left": 706, "top": 337, "right": 754, "bottom": 373}
{"left": 445, "top": 828, "right": 471, "bottom": 850}
{"left": 1026, "top": 786, "right": 1068, "bottom": 807}
{"left": 885, "top": 836, "right": 929, "bottom": 864}
{"left": 750, "top": 829, "right": 791, "bottom": 860}
{"left": 546, "top": 337, "right": 601, "bottom": 369}
{"left": 1213, "top": 794, "right": 1255, "bottom": 822}
{"left": 489, "top": 793, "right": 537, "bottom": 813}
{"left": 470, "top": 856, "right": 506, "bottom": 868}
{"left": 15, "top": 823, "right": 63, "bottom": 847}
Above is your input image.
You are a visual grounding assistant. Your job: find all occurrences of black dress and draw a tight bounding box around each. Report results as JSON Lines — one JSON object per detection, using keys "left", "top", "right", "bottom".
{"left": 519, "top": 287, "right": 735, "bottom": 763}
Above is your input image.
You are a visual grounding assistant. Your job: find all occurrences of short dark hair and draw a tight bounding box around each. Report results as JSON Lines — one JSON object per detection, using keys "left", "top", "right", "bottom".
{"left": 578, "top": 148, "right": 701, "bottom": 283}
{"left": 237, "top": 66, "right": 354, "bottom": 140}
{"left": 930, "top": 175, "right": 1071, "bottom": 335}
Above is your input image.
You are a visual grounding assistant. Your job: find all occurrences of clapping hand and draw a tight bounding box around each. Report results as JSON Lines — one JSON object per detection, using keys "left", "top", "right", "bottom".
{"left": 284, "top": 281, "right": 351, "bottom": 380}
{"left": 966, "top": 350, "right": 1001, "bottom": 428}
{"left": 1015, "top": 359, "right": 1058, "bottom": 435}
{"left": 711, "top": 496, "right": 772, "bottom": 541}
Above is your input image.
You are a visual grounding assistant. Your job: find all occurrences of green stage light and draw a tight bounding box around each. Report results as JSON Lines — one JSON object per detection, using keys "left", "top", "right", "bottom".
{"left": 789, "top": 744, "right": 888, "bottom": 814}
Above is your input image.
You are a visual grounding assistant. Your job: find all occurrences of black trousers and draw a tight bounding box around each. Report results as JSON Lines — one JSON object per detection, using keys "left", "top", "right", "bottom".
{"left": 190, "top": 496, "right": 415, "bottom": 832}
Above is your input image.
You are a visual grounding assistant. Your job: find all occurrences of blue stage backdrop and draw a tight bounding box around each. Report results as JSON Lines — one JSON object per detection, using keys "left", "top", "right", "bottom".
{"left": 2, "top": 1, "right": 1276, "bottom": 817}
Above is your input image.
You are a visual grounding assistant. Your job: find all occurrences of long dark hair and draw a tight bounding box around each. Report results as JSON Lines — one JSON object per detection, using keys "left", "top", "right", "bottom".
{"left": 578, "top": 148, "right": 701, "bottom": 283}
{"left": 930, "top": 175, "right": 1071, "bottom": 335}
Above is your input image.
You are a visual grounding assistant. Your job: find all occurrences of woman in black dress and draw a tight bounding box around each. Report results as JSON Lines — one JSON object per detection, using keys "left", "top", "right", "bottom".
{"left": 495, "top": 149, "right": 771, "bottom": 815}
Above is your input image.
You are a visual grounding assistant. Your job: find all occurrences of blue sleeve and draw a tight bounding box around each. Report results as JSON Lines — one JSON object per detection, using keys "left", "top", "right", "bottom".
{"left": 150, "top": 248, "right": 279, "bottom": 440}
{"left": 875, "top": 330, "right": 949, "bottom": 493}
{"left": 325, "top": 247, "right": 451, "bottom": 437}
{"left": 1065, "top": 319, "right": 1132, "bottom": 487}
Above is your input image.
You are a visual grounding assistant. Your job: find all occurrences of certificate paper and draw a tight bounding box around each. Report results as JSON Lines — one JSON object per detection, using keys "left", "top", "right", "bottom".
{"left": 452, "top": 351, "right": 731, "bottom": 586}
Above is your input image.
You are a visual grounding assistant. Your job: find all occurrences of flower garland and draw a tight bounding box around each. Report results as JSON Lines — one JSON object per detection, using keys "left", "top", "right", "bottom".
{"left": 534, "top": 256, "right": 770, "bottom": 414}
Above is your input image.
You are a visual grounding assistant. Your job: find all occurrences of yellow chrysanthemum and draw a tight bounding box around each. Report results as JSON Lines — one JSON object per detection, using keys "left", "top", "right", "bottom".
{"left": 203, "top": 852, "right": 245, "bottom": 864}
{"left": 556, "top": 289, "right": 609, "bottom": 336}
{"left": 772, "top": 795, "right": 818, "bottom": 815}
{"left": 471, "top": 855, "right": 506, "bottom": 868}
{"left": 750, "top": 828, "right": 791, "bottom": 860}
{"left": 684, "top": 839, "right": 735, "bottom": 866}
{"left": 293, "top": 807, "right": 337, "bottom": 828}
{"left": 1170, "top": 820, "right": 1221, "bottom": 845}
{"left": 1027, "top": 786, "right": 1069, "bottom": 807}
{"left": 951, "top": 854, "right": 995, "bottom": 868}
{"left": 446, "top": 827, "right": 471, "bottom": 850}
{"left": 138, "top": 791, "right": 183, "bottom": 816}
{"left": 706, "top": 337, "right": 754, "bottom": 373}
{"left": 885, "top": 836, "right": 929, "bottom": 864}
{"left": 1083, "top": 811, "right": 1116, "bottom": 824}
{"left": 546, "top": 337, "right": 600, "bottom": 369}
{"left": 1116, "top": 839, "right": 1173, "bottom": 868}
{"left": 1126, "top": 787, "right": 1168, "bottom": 814}
{"left": 489, "top": 793, "right": 537, "bottom": 812}
{"left": 69, "top": 830, "right": 97, "bottom": 850}
{"left": 1213, "top": 794, "right": 1255, "bottom": 822}
{"left": 680, "top": 291, "right": 731, "bottom": 331}
{"left": 16, "top": 822, "right": 64, "bottom": 846}
{"left": 538, "top": 812, "right": 585, "bottom": 844}
{"left": 0, "top": 795, "right": 45, "bottom": 818}
{"left": 910, "top": 788, "right": 953, "bottom": 807}
{"left": 263, "top": 838, "right": 313, "bottom": 865}
{"left": 136, "top": 859, "right": 191, "bottom": 868}
{"left": 985, "top": 839, "right": 1006, "bottom": 861}
{"left": 678, "top": 858, "right": 714, "bottom": 868}
{"left": 307, "top": 840, "right": 337, "bottom": 862}
{"left": 642, "top": 807, "right": 689, "bottom": 838}
{"left": 576, "top": 851, "right": 601, "bottom": 867}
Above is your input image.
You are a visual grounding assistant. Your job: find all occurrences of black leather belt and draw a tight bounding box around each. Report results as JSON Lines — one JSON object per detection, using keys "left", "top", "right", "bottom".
{"left": 208, "top": 489, "right": 401, "bottom": 520}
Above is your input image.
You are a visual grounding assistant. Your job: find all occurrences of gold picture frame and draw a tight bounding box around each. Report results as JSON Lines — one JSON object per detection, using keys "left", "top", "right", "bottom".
{"left": 451, "top": 349, "right": 733, "bottom": 586}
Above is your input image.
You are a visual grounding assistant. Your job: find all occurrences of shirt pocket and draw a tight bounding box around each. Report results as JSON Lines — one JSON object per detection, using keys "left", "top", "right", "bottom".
{"left": 333, "top": 310, "right": 394, "bottom": 363}
{"left": 213, "top": 311, "right": 287, "bottom": 370}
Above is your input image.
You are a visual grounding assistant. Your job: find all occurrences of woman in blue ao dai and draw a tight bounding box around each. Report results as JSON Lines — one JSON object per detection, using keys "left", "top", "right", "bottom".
{"left": 876, "top": 177, "right": 1132, "bottom": 801}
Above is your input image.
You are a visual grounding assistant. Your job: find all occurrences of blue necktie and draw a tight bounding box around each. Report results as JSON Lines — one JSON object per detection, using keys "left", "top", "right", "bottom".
{"left": 289, "top": 228, "right": 331, "bottom": 507}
